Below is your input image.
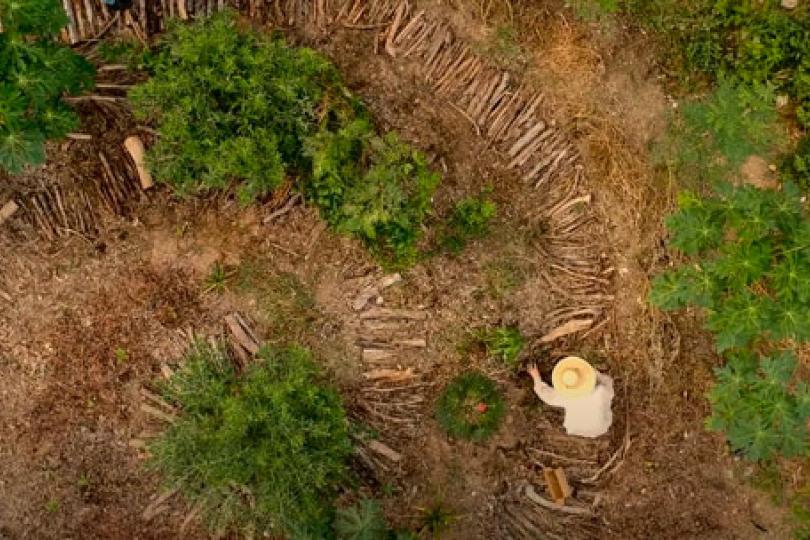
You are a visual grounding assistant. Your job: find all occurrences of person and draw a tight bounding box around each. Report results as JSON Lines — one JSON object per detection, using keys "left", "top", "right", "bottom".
{"left": 527, "top": 357, "right": 614, "bottom": 438}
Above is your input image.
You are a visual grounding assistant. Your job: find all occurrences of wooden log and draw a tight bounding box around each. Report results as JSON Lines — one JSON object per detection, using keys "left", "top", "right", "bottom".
{"left": 363, "top": 367, "right": 415, "bottom": 381}
{"left": 363, "top": 349, "right": 394, "bottom": 362}
{"left": 367, "top": 440, "right": 402, "bottom": 462}
{"left": 124, "top": 135, "right": 154, "bottom": 190}
{"left": 140, "top": 403, "right": 177, "bottom": 424}
{"left": 224, "top": 313, "right": 260, "bottom": 355}
{"left": 352, "top": 273, "right": 402, "bottom": 311}
{"left": 142, "top": 488, "right": 178, "bottom": 521}
{"left": 0, "top": 200, "right": 19, "bottom": 226}
{"left": 359, "top": 307, "right": 426, "bottom": 320}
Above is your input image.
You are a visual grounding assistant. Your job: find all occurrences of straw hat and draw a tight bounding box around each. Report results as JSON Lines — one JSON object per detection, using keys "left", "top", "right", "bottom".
{"left": 551, "top": 356, "right": 597, "bottom": 397}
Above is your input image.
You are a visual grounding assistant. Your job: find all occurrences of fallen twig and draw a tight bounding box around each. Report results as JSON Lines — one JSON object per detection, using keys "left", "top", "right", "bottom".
{"left": 524, "top": 484, "right": 594, "bottom": 516}
{"left": 263, "top": 193, "right": 302, "bottom": 224}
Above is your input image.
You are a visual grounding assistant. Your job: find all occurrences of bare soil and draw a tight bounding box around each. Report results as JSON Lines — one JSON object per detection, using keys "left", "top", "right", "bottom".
{"left": 0, "top": 1, "right": 794, "bottom": 539}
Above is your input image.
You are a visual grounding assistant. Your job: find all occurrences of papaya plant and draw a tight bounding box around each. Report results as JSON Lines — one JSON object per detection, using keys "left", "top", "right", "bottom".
{"left": 0, "top": 0, "right": 95, "bottom": 173}
{"left": 650, "top": 181, "right": 810, "bottom": 352}
{"left": 707, "top": 350, "right": 810, "bottom": 461}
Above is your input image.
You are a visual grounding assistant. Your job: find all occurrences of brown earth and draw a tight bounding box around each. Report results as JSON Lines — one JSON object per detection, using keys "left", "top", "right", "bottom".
{"left": 0, "top": 1, "right": 795, "bottom": 539}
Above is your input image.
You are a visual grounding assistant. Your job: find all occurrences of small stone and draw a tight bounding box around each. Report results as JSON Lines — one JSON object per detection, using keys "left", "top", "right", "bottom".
{"left": 782, "top": 0, "right": 798, "bottom": 9}
{"left": 776, "top": 94, "right": 790, "bottom": 109}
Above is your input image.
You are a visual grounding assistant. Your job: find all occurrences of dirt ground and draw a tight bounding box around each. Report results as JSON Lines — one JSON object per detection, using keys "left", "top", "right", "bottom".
{"left": 0, "top": 1, "right": 795, "bottom": 539}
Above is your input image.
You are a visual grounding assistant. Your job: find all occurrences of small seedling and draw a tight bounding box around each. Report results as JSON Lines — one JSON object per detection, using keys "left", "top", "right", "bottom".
{"left": 478, "top": 326, "right": 525, "bottom": 369}
{"left": 419, "top": 501, "right": 456, "bottom": 538}
{"left": 45, "top": 499, "right": 60, "bottom": 514}
{"left": 77, "top": 473, "right": 91, "bottom": 490}
{"left": 436, "top": 371, "right": 505, "bottom": 441}
{"left": 203, "top": 262, "right": 231, "bottom": 293}
{"left": 114, "top": 347, "right": 129, "bottom": 365}
{"left": 439, "top": 194, "right": 497, "bottom": 254}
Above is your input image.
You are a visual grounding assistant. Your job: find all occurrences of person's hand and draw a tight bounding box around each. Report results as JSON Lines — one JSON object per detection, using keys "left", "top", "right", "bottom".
{"left": 527, "top": 363, "right": 541, "bottom": 382}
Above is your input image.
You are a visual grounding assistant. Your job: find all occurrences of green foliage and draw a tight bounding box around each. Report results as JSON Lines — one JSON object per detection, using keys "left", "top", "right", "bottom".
{"left": 203, "top": 261, "right": 230, "bottom": 293}
{"left": 624, "top": 0, "right": 810, "bottom": 126}
{"left": 781, "top": 135, "right": 810, "bottom": 191}
{"left": 150, "top": 341, "right": 352, "bottom": 538}
{"left": 307, "top": 127, "right": 441, "bottom": 267}
{"left": 0, "top": 0, "right": 95, "bottom": 173}
{"left": 97, "top": 37, "right": 153, "bottom": 71}
{"left": 565, "top": 0, "right": 619, "bottom": 21}
{"left": 439, "top": 194, "right": 497, "bottom": 254}
{"left": 130, "top": 11, "right": 439, "bottom": 268}
{"left": 656, "top": 81, "right": 783, "bottom": 189}
{"left": 792, "top": 482, "right": 810, "bottom": 539}
{"left": 650, "top": 182, "right": 810, "bottom": 352}
{"left": 706, "top": 351, "right": 810, "bottom": 461}
{"left": 436, "top": 371, "right": 505, "bottom": 441}
{"left": 478, "top": 326, "right": 525, "bottom": 369}
{"left": 334, "top": 499, "right": 387, "bottom": 540}
{"left": 129, "top": 12, "right": 355, "bottom": 202}
{"left": 419, "top": 502, "right": 456, "bottom": 538}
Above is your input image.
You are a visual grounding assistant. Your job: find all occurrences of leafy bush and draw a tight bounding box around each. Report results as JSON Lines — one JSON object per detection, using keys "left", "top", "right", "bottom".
{"left": 150, "top": 341, "right": 351, "bottom": 538}
{"left": 650, "top": 182, "right": 810, "bottom": 352}
{"left": 439, "top": 194, "right": 497, "bottom": 253}
{"left": 307, "top": 125, "right": 440, "bottom": 267}
{"left": 478, "top": 326, "right": 525, "bottom": 369}
{"left": 0, "top": 0, "right": 95, "bottom": 173}
{"left": 656, "top": 81, "right": 783, "bottom": 189}
{"left": 436, "top": 371, "right": 505, "bottom": 441}
{"left": 707, "top": 350, "right": 810, "bottom": 461}
{"left": 130, "top": 11, "right": 439, "bottom": 267}
{"left": 129, "top": 12, "right": 360, "bottom": 202}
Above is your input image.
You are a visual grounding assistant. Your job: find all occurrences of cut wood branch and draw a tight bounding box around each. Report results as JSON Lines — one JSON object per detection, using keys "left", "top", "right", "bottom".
{"left": 359, "top": 307, "right": 426, "bottom": 320}
{"left": 140, "top": 403, "right": 177, "bottom": 424}
{"left": 124, "top": 135, "right": 154, "bottom": 190}
{"left": 538, "top": 318, "right": 594, "bottom": 343}
{"left": 0, "top": 200, "right": 19, "bottom": 226}
{"left": 352, "top": 273, "right": 402, "bottom": 310}
{"left": 524, "top": 484, "right": 593, "bottom": 516}
{"left": 142, "top": 488, "right": 178, "bottom": 521}
{"left": 363, "top": 349, "right": 394, "bottom": 362}
{"left": 263, "top": 193, "right": 301, "bottom": 224}
{"left": 363, "top": 367, "right": 415, "bottom": 381}
{"left": 224, "top": 313, "right": 260, "bottom": 355}
{"left": 366, "top": 440, "right": 402, "bottom": 462}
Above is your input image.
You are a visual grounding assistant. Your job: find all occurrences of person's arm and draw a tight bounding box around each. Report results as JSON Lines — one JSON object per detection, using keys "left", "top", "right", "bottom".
{"left": 527, "top": 363, "right": 566, "bottom": 408}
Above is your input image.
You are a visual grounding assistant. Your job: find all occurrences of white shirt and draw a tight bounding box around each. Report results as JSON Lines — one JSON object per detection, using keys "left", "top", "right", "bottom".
{"left": 533, "top": 373, "right": 614, "bottom": 438}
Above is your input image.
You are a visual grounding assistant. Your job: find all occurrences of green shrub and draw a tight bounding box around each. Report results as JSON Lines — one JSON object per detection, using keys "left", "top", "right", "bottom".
{"left": 130, "top": 11, "right": 439, "bottom": 267}
{"left": 650, "top": 182, "right": 810, "bottom": 352}
{"left": 478, "top": 326, "right": 525, "bottom": 369}
{"left": 129, "top": 12, "right": 360, "bottom": 203}
{"left": 0, "top": 0, "right": 95, "bottom": 173}
{"left": 656, "top": 81, "right": 783, "bottom": 189}
{"left": 436, "top": 371, "right": 505, "bottom": 441}
{"left": 307, "top": 127, "right": 441, "bottom": 267}
{"left": 150, "top": 341, "right": 351, "bottom": 538}
{"left": 439, "top": 194, "right": 497, "bottom": 253}
{"left": 707, "top": 350, "right": 810, "bottom": 461}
